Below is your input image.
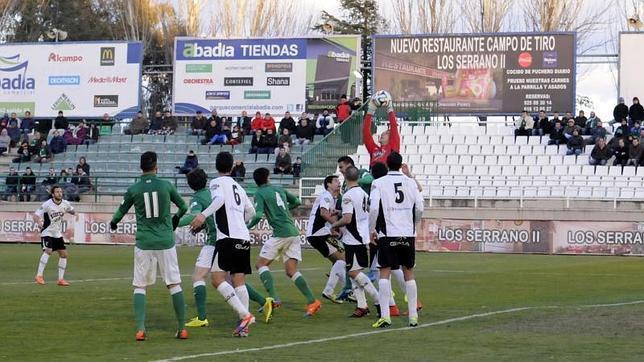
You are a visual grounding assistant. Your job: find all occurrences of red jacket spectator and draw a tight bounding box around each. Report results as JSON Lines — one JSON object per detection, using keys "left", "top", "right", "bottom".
{"left": 251, "top": 112, "right": 263, "bottom": 131}
{"left": 261, "top": 114, "right": 276, "bottom": 132}
{"left": 335, "top": 96, "right": 351, "bottom": 123}
{"left": 362, "top": 110, "right": 400, "bottom": 167}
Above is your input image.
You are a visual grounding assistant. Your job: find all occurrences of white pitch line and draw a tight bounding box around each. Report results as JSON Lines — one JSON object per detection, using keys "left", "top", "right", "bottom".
{"left": 154, "top": 299, "right": 644, "bottom": 362}
{"left": 0, "top": 268, "right": 320, "bottom": 286}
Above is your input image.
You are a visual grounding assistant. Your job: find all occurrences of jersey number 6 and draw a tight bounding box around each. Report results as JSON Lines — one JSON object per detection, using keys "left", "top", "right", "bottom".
{"left": 232, "top": 184, "right": 241, "bottom": 205}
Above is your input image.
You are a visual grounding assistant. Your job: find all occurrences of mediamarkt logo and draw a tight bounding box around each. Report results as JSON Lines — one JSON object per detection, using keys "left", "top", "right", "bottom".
{"left": 48, "top": 53, "right": 83, "bottom": 62}
{"left": 183, "top": 42, "right": 234, "bottom": 58}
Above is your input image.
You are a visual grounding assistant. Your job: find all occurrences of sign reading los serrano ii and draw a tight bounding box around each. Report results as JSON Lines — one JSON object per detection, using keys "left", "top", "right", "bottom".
{"left": 0, "top": 41, "right": 142, "bottom": 117}
{"left": 173, "top": 36, "right": 361, "bottom": 115}
{"left": 373, "top": 33, "right": 576, "bottom": 115}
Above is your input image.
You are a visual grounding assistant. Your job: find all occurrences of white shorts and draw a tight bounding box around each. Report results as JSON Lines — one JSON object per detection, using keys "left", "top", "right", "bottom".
{"left": 259, "top": 236, "right": 302, "bottom": 262}
{"left": 133, "top": 246, "right": 182, "bottom": 287}
{"left": 195, "top": 245, "right": 216, "bottom": 269}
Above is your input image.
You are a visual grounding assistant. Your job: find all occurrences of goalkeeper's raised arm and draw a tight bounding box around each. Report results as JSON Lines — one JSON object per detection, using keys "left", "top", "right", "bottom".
{"left": 362, "top": 91, "right": 400, "bottom": 168}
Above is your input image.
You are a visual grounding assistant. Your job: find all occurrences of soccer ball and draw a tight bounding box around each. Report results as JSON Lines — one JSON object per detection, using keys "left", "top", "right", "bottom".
{"left": 371, "top": 90, "right": 392, "bottom": 108}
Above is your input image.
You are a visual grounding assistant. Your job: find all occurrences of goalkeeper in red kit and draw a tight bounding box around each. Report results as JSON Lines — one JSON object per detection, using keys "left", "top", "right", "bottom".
{"left": 362, "top": 95, "right": 400, "bottom": 168}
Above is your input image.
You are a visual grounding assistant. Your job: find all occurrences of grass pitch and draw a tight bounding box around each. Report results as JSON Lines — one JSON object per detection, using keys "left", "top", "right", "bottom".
{"left": 2, "top": 243, "right": 644, "bottom": 361}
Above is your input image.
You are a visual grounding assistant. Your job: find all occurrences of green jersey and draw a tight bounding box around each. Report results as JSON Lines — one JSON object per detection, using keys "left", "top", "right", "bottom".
{"left": 111, "top": 174, "right": 188, "bottom": 250}
{"left": 178, "top": 188, "right": 217, "bottom": 246}
{"left": 247, "top": 184, "right": 300, "bottom": 237}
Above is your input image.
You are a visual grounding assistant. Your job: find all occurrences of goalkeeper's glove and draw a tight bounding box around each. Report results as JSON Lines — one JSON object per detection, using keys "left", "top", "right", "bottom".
{"left": 172, "top": 215, "right": 180, "bottom": 230}
{"left": 367, "top": 99, "right": 377, "bottom": 115}
{"left": 109, "top": 221, "right": 117, "bottom": 231}
{"left": 387, "top": 104, "right": 394, "bottom": 114}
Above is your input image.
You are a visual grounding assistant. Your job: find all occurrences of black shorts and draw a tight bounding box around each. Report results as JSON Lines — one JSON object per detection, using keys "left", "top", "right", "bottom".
{"left": 308, "top": 235, "right": 343, "bottom": 258}
{"left": 344, "top": 244, "right": 369, "bottom": 271}
{"left": 41, "top": 236, "right": 65, "bottom": 251}
{"left": 213, "top": 238, "right": 251, "bottom": 275}
{"left": 377, "top": 237, "right": 415, "bottom": 270}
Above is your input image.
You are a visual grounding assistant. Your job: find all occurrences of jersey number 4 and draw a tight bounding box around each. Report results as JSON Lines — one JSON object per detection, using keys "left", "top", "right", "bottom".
{"left": 143, "top": 191, "right": 159, "bottom": 218}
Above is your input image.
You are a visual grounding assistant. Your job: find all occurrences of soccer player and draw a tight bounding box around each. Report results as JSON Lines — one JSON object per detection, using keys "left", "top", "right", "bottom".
{"left": 247, "top": 168, "right": 322, "bottom": 317}
{"left": 370, "top": 152, "right": 424, "bottom": 328}
{"left": 180, "top": 168, "right": 273, "bottom": 327}
{"left": 110, "top": 151, "right": 189, "bottom": 341}
{"left": 189, "top": 152, "right": 257, "bottom": 337}
{"left": 362, "top": 96, "right": 400, "bottom": 167}
{"left": 33, "top": 185, "right": 75, "bottom": 286}
{"left": 337, "top": 156, "right": 373, "bottom": 194}
{"left": 306, "top": 175, "right": 347, "bottom": 303}
{"left": 331, "top": 166, "right": 380, "bottom": 318}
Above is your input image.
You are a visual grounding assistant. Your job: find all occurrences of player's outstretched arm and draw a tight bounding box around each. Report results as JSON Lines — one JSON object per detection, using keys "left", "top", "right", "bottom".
{"left": 388, "top": 110, "right": 400, "bottom": 152}
{"left": 285, "top": 190, "right": 301, "bottom": 210}
{"left": 33, "top": 205, "right": 45, "bottom": 228}
{"left": 363, "top": 111, "right": 377, "bottom": 153}
{"left": 65, "top": 201, "right": 76, "bottom": 215}
{"left": 246, "top": 193, "right": 263, "bottom": 229}
{"left": 178, "top": 200, "right": 202, "bottom": 227}
{"left": 111, "top": 190, "right": 133, "bottom": 230}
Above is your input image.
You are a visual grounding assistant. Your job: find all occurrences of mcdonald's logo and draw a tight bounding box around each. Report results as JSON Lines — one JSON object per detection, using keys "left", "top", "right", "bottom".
{"left": 100, "top": 47, "right": 115, "bottom": 66}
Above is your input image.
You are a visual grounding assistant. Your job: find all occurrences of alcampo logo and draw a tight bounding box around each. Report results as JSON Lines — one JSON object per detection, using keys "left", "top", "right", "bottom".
{"left": 183, "top": 42, "right": 234, "bottom": 58}
{"left": 48, "top": 53, "right": 83, "bottom": 62}
{"left": 51, "top": 93, "right": 75, "bottom": 111}
{"left": 0, "top": 54, "right": 35, "bottom": 90}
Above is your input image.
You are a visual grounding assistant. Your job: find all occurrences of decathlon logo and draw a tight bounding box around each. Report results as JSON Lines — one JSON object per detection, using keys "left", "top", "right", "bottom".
{"left": 48, "top": 76, "right": 80, "bottom": 86}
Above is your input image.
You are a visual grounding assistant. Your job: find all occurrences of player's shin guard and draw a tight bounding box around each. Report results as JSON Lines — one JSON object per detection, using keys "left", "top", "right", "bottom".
{"left": 246, "top": 283, "right": 267, "bottom": 306}
{"left": 170, "top": 285, "right": 186, "bottom": 330}
{"left": 405, "top": 280, "right": 418, "bottom": 319}
{"left": 217, "top": 282, "right": 249, "bottom": 319}
{"left": 258, "top": 266, "right": 279, "bottom": 300}
{"left": 193, "top": 281, "right": 207, "bottom": 320}
{"left": 37, "top": 252, "right": 49, "bottom": 276}
{"left": 355, "top": 272, "right": 379, "bottom": 303}
{"left": 235, "top": 285, "right": 250, "bottom": 311}
{"left": 292, "top": 272, "right": 316, "bottom": 304}
{"left": 323, "top": 260, "right": 346, "bottom": 295}
{"left": 133, "top": 288, "right": 146, "bottom": 331}
{"left": 350, "top": 278, "right": 368, "bottom": 309}
{"left": 378, "top": 279, "right": 391, "bottom": 320}
{"left": 57, "top": 257, "right": 67, "bottom": 280}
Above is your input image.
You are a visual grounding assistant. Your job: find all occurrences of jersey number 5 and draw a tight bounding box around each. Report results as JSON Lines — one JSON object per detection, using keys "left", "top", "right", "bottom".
{"left": 394, "top": 183, "right": 404, "bottom": 203}
{"left": 143, "top": 191, "right": 159, "bottom": 218}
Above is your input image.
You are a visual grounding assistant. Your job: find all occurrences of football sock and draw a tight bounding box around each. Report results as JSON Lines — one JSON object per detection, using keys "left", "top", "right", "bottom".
{"left": 192, "top": 281, "right": 207, "bottom": 320}
{"left": 57, "top": 257, "right": 67, "bottom": 280}
{"left": 406, "top": 280, "right": 418, "bottom": 319}
{"left": 170, "top": 285, "right": 186, "bottom": 330}
{"left": 292, "top": 272, "right": 316, "bottom": 304}
{"left": 391, "top": 269, "right": 406, "bottom": 295}
{"left": 37, "top": 252, "right": 49, "bottom": 276}
{"left": 133, "top": 288, "right": 146, "bottom": 331}
{"left": 355, "top": 272, "right": 379, "bottom": 303}
{"left": 258, "top": 266, "right": 279, "bottom": 300}
{"left": 323, "top": 260, "right": 346, "bottom": 295}
{"left": 343, "top": 272, "right": 352, "bottom": 291}
{"left": 217, "top": 282, "right": 249, "bottom": 319}
{"left": 234, "top": 285, "right": 250, "bottom": 311}
{"left": 245, "top": 283, "right": 267, "bottom": 306}
{"left": 378, "top": 279, "right": 391, "bottom": 320}
{"left": 351, "top": 278, "right": 368, "bottom": 309}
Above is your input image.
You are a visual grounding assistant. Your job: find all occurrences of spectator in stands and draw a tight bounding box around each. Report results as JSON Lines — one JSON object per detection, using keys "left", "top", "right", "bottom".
{"left": 49, "top": 130, "right": 66, "bottom": 155}
{"left": 563, "top": 111, "right": 574, "bottom": 123}
{"left": 77, "top": 156, "right": 90, "bottom": 176}
{"left": 566, "top": 129, "right": 584, "bottom": 156}
{"left": 229, "top": 125, "right": 243, "bottom": 145}
{"left": 33, "top": 139, "right": 52, "bottom": 163}
{"left": 533, "top": 110, "right": 550, "bottom": 136}
{"left": 238, "top": 110, "right": 252, "bottom": 136}
{"left": 263, "top": 128, "right": 278, "bottom": 153}
{"left": 350, "top": 97, "right": 362, "bottom": 112}
{"left": 261, "top": 113, "right": 276, "bottom": 133}
{"left": 160, "top": 110, "right": 177, "bottom": 135}
{"left": 587, "top": 121, "right": 609, "bottom": 145}
{"left": 278, "top": 128, "right": 293, "bottom": 151}
{"left": 71, "top": 166, "right": 92, "bottom": 194}
{"left": 19, "top": 110, "right": 34, "bottom": 139}
{"left": 3, "top": 167, "right": 19, "bottom": 201}
{"left": 0, "top": 128, "right": 9, "bottom": 155}
{"left": 630, "top": 121, "right": 641, "bottom": 137}
{"left": 201, "top": 118, "right": 219, "bottom": 145}
{"left": 574, "top": 110, "right": 587, "bottom": 130}
{"left": 13, "top": 141, "right": 32, "bottom": 163}
{"left": 65, "top": 120, "right": 88, "bottom": 146}
{"left": 54, "top": 110, "right": 69, "bottom": 132}
{"left": 190, "top": 111, "right": 207, "bottom": 135}
{"left": 336, "top": 95, "right": 351, "bottom": 124}
{"left": 612, "top": 138, "right": 629, "bottom": 166}
{"left": 626, "top": 137, "right": 643, "bottom": 166}
{"left": 231, "top": 159, "right": 246, "bottom": 181}
{"left": 514, "top": 110, "right": 533, "bottom": 136}
{"left": 7, "top": 112, "right": 20, "bottom": 146}
{"left": 148, "top": 111, "right": 163, "bottom": 134}
{"left": 126, "top": 111, "right": 149, "bottom": 135}
{"left": 219, "top": 124, "right": 233, "bottom": 145}
{"left": 563, "top": 119, "right": 579, "bottom": 140}
{"left": 274, "top": 147, "right": 292, "bottom": 174}
{"left": 250, "top": 129, "right": 265, "bottom": 154}
{"left": 278, "top": 111, "right": 297, "bottom": 136}
{"left": 316, "top": 109, "right": 335, "bottom": 136}
{"left": 640, "top": 129, "right": 644, "bottom": 144}
{"left": 292, "top": 156, "right": 302, "bottom": 177}
{"left": 548, "top": 121, "right": 565, "bottom": 145}
{"left": 208, "top": 109, "right": 222, "bottom": 127}
{"left": 630, "top": 97, "right": 644, "bottom": 125}
{"left": 589, "top": 138, "right": 611, "bottom": 165}
{"left": 550, "top": 111, "right": 561, "bottom": 124}
{"left": 42, "top": 167, "right": 59, "bottom": 186}
{"left": 59, "top": 169, "right": 71, "bottom": 183}
{"left": 614, "top": 118, "right": 630, "bottom": 141}
{"left": 20, "top": 167, "right": 36, "bottom": 201}
{"left": 251, "top": 111, "right": 263, "bottom": 132}
{"left": 584, "top": 111, "right": 601, "bottom": 135}
{"left": 207, "top": 123, "right": 230, "bottom": 145}
{"left": 612, "top": 97, "right": 629, "bottom": 130}
{"left": 177, "top": 150, "right": 199, "bottom": 174}
{"left": 295, "top": 118, "right": 314, "bottom": 145}
{"left": 86, "top": 122, "right": 100, "bottom": 145}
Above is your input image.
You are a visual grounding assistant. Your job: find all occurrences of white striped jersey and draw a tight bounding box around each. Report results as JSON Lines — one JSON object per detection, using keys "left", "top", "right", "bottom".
{"left": 340, "top": 186, "right": 370, "bottom": 246}
{"left": 35, "top": 199, "right": 74, "bottom": 238}
{"left": 369, "top": 171, "right": 423, "bottom": 238}
{"left": 306, "top": 190, "right": 335, "bottom": 237}
{"left": 201, "top": 176, "right": 255, "bottom": 241}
